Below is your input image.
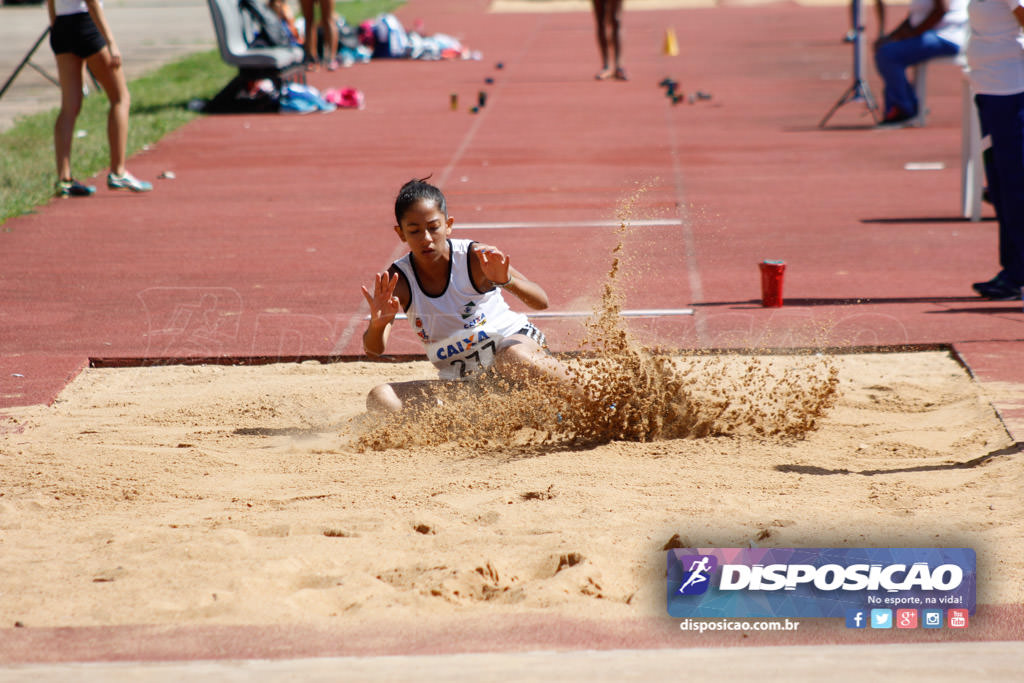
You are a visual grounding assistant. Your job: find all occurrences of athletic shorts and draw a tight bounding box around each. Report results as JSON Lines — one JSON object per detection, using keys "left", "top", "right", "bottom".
{"left": 515, "top": 322, "right": 548, "bottom": 349}
{"left": 50, "top": 12, "right": 107, "bottom": 59}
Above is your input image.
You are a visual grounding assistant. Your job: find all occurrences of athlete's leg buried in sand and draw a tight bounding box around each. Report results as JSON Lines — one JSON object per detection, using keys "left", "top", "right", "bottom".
{"left": 365, "top": 333, "right": 576, "bottom": 413}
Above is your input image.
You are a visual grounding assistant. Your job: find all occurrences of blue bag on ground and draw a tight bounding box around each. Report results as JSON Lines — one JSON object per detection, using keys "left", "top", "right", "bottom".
{"left": 280, "top": 83, "right": 337, "bottom": 113}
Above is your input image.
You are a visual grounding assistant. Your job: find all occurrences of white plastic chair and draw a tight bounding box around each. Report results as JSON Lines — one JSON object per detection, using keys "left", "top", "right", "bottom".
{"left": 960, "top": 78, "right": 986, "bottom": 222}
{"left": 910, "top": 53, "right": 967, "bottom": 128}
{"left": 910, "top": 54, "right": 983, "bottom": 220}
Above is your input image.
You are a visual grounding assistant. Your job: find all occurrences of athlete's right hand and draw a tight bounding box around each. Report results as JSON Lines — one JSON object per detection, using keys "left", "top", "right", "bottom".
{"left": 361, "top": 272, "right": 401, "bottom": 326}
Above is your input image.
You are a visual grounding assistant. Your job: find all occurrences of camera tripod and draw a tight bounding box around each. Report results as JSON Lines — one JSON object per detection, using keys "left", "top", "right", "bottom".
{"left": 819, "top": 0, "right": 880, "bottom": 127}
{"left": 0, "top": 26, "right": 98, "bottom": 103}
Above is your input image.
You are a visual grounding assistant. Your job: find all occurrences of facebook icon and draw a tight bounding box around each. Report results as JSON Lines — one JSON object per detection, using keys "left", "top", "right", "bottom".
{"left": 845, "top": 609, "right": 867, "bottom": 629}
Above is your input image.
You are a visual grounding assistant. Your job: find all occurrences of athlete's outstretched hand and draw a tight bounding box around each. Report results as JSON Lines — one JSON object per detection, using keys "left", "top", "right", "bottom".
{"left": 361, "top": 272, "right": 402, "bottom": 326}
{"left": 475, "top": 244, "right": 511, "bottom": 285}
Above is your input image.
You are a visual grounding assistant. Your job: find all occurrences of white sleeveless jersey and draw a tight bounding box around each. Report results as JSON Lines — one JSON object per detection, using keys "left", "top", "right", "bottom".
{"left": 55, "top": 0, "right": 93, "bottom": 17}
{"left": 393, "top": 239, "right": 528, "bottom": 380}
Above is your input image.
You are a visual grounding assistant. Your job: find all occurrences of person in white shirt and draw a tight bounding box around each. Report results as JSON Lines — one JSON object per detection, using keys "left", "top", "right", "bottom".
{"left": 874, "top": 0, "right": 969, "bottom": 124}
{"left": 361, "top": 178, "right": 574, "bottom": 412}
{"left": 966, "top": 0, "right": 1024, "bottom": 299}
{"left": 46, "top": 0, "right": 152, "bottom": 196}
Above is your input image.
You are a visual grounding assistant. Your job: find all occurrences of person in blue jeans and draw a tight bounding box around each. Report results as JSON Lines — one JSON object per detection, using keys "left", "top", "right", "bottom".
{"left": 967, "top": 0, "right": 1024, "bottom": 300}
{"left": 874, "top": 0, "right": 968, "bottom": 125}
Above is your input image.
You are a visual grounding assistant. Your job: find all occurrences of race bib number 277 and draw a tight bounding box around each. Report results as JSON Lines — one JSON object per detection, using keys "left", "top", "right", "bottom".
{"left": 428, "top": 330, "right": 501, "bottom": 378}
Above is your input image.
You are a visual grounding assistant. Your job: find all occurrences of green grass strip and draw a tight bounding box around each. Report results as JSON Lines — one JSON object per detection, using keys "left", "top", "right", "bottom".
{"left": 0, "top": 0, "right": 403, "bottom": 228}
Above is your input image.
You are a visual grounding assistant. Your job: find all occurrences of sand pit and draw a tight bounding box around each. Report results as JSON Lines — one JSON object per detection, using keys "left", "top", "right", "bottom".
{"left": 0, "top": 347, "right": 1021, "bottom": 629}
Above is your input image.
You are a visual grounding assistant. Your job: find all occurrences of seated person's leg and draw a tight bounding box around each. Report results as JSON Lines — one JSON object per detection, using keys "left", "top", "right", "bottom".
{"left": 875, "top": 39, "right": 918, "bottom": 118}
{"left": 876, "top": 33, "right": 961, "bottom": 121}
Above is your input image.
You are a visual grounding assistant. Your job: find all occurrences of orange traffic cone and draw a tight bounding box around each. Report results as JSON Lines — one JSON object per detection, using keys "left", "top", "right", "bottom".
{"left": 664, "top": 27, "right": 679, "bottom": 57}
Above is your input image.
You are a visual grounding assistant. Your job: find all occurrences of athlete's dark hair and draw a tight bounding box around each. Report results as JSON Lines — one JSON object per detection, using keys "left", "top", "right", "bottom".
{"left": 394, "top": 177, "right": 447, "bottom": 224}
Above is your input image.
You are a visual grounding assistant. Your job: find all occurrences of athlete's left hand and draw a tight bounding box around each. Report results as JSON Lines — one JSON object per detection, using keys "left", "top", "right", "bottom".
{"left": 475, "top": 244, "right": 511, "bottom": 285}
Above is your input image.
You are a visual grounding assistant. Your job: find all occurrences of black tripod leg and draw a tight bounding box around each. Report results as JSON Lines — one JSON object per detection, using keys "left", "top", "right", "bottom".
{"left": 26, "top": 61, "right": 61, "bottom": 88}
{"left": 820, "top": 0, "right": 881, "bottom": 128}
{"left": 0, "top": 27, "right": 52, "bottom": 101}
{"left": 83, "top": 65, "right": 101, "bottom": 96}
{"left": 820, "top": 82, "right": 859, "bottom": 128}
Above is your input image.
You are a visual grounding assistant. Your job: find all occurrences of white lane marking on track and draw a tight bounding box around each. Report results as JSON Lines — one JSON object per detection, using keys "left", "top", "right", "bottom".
{"left": 531, "top": 308, "right": 694, "bottom": 318}
{"left": 455, "top": 219, "right": 680, "bottom": 229}
{"left": 368, "top": 309, "right": 694, "bottom": 321}
{"left": 665, "top": 103, "right": 706, "bottom": 344}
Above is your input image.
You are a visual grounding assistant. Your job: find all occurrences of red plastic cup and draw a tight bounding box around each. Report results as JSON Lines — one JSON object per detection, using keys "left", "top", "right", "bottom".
{"left": 759, "top": 260, "right": 786, "bottom": 307}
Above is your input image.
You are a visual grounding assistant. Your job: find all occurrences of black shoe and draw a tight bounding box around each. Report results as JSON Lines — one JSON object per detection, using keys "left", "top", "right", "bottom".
{"left": 55, "top": 178, "right": 95, "bottom": 197}
{"left": 877, "top": 106, "right": 915, "bottom": 128}
{"left": 972, "top": 274, "right": 1021, "bottom": 300}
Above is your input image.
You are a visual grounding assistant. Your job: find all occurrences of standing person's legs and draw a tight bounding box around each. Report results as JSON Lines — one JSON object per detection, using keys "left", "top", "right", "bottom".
{"left": 53, "top": 53, "right": 85, "bottom": 183}
{"left": 608, "top": 0, "right": 624, "bottom": 78}
{"left": 299, "top": 0, "right": 317, "bottom": 64}
{"left": 875, "top": 32, "right": 958, "bottom": 119}
{"left": 977, "top": 96, "right": 1002, "bottom": 225}
{"left": 318, "top": 0, "right": 339, "bottom": 69}
{"left": 85, "top": 47, "right": 129, "bottom": 177}
{"left": 975, "top": 93, "right": 1024, "bottom": 292}
{"left": 591, "top": 0, "right": 612, "bottom": 79}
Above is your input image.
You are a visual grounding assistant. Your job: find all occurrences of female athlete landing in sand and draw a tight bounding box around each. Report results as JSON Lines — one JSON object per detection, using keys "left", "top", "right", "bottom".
{"left": 361, "top": 178, "right": 574, "bottom": 413}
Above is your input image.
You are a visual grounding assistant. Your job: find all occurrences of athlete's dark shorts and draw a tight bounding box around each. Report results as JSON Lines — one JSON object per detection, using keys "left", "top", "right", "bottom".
{"left": 50, "top": 12, "right": 107, "bottom": 59}
{"left": 516, "top": 322, "right": 548, "bottom": 349}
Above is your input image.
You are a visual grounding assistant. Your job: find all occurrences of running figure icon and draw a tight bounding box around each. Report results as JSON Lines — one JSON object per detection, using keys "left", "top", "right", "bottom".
{"left": 678, "top": 556, "right": 713, "bottom": 594}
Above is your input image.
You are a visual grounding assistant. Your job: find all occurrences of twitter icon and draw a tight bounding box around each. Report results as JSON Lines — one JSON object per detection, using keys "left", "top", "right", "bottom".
{"left": 871, "top": 609, "right": 893, "bottom": 629}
